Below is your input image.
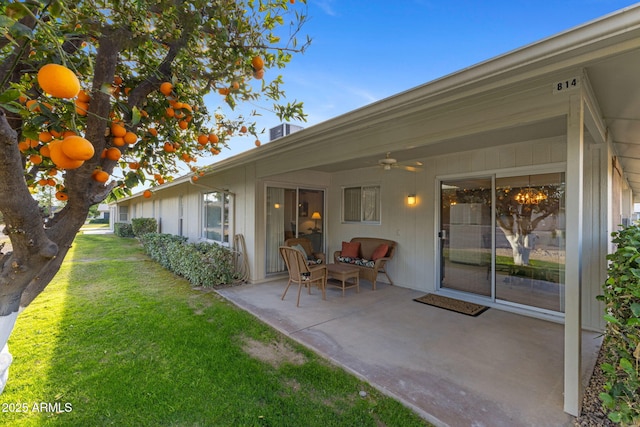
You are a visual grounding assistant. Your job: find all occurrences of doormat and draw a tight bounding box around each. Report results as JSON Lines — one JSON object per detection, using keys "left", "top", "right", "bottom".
{"left": 413, "top": 294, "right": 489, "bottom": 317}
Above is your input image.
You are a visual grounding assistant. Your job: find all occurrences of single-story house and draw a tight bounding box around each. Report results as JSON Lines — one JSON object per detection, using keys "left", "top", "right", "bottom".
{"left": 110, "top": 5, "right": 640, "bottom": 416}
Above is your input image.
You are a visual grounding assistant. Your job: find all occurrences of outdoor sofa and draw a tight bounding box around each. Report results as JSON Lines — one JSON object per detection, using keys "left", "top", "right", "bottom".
{"left": 333, "top": 237, "right": 397, "bottom": 290}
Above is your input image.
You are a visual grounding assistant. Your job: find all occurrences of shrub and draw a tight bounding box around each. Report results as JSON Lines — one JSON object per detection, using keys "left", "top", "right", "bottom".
{"left": 114, "top": 222, "right": 134, "bottom": 237}
{"left": 89, "top": 218, "right": 109, "bottom": 224}
{"left": 131, "top": 218, "right": 157, "bottom": 236}
{"left": 597, "top": 225, "right": 640, "bottom": 425}
{"left": 139, "top": 233, "right": 238, "bottom": 287}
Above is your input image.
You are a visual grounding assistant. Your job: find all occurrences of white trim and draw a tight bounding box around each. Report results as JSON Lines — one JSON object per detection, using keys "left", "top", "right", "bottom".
{"left": 564, "top": 94, "right": 585, "bottom": 416}
{"left": 435, "top": 166, "right": 568, "bottom": 318}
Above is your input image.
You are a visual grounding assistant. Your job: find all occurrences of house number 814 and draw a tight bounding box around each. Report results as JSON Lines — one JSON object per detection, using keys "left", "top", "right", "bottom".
{"left": 553, "top": 77, "right": 580, "bottom": 94}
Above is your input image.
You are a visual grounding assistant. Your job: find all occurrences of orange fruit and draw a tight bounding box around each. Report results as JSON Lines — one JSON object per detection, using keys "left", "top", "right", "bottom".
{"left": 210, "top": 147, "right": 220, "bottom": 155}
{"left": 25, "top": 99, "right": 40, "bottom": 112}
{"left": 148, "top": 128, "right": 158, "bottom": 137}
{"left": 218, "top": 87, "right": 230, "bottom": 96}
{"left": 38, "top": 178, "right": 48, "bottom": 186}
{"left": 47, "top": 178, "right": 56, "bottom": 186}
{"left": 253, "top": 69, "right": 265, "bottom": 80}
{"left": 48, "top": 168, "right": 58, "bottom": 176}
{"left": 163, "top": 142, "right": 176, "bottom": 153}
{"left": 38, "top": 131, "right": 53, "bottom": 143}
{"left": 240, "top": 125, "right": 247, "bottom": 133}
{"left": 40, "top": 145, "right": 51, "bottom": 157}
{"left": 251, "top": 56, "right": 264, "bottom": 70}
{"left": 208, "top": 133, "right": 219, "bottom": 144}
{"left": 18, "top": 141, "right": 30, "bottom": 152}
{"left": 77, "top": 89, "right": 91, "bottom": 103}
{"left": 191, "top": 175, "right": 199, "bottom": 182}
{"left": 92, "top": 169, "right": 109, "bottom": 183}
{"left": 29, "top": 154, "right": 43, "bottom": 165}
{"left": 61, "top": 135, "right": 95, "bottom": 160}
{"left": 231, "top": 81, "right": 240, "bottom": 91}
{"left": 37, "top": 64, "right": 81, "bottom": 99}
{"left": 197, "top": 134, "right": 209, "bottom": 145}
{"left": 178, "top": 120, "right": 188, "bottom": 130}
{"left": 62, "top": 130, "right": 76, "bottom": 138}
{"left": 165, "top": 107, "right": 175, "bottom": 118}
{"left": 75, "top": 100, "right": 89, "bottom": 116}
{"left": 255, "top": 139, "right": 261, "bottom": 147}
{"left": 112, "top": 136, "right": 125, "bottom": 147}
{"left": 143, "top": 189, "right": 152, "bottom": 198}
{"left": 111, "top": 122, "right": 127, "bottom": 137}
{"left": 105, "top": 147, "right": 121, "bottom": 161}
{"left": 49, "top": 140, "right": 84, "bottom": 169}
{"left": 159, "top": 82, "right": 173, "bottom": 96}
{"left": 128, "top": 161, "right": 140, "bottom": 170}
{"left": 113, "top": 75, "right": 123, "bottom": 85}
{"left": 55, "top": 191, "right": 68, "bottom": 201}
{"left": 124, "top": 131, "right": 137, "bottom": 145}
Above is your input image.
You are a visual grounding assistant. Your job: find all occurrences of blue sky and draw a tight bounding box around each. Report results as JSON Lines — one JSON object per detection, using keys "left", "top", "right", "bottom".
{"left": 205, "top": 0, "right": 639, "bottom": 162}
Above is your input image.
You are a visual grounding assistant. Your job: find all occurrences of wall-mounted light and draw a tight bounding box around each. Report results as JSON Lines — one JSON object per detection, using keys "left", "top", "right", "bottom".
{"left": 274, "top": 203, "right": 280, "bottom": 209}
{"left": 407, "top": 194, "right": 416, "bottom": 206}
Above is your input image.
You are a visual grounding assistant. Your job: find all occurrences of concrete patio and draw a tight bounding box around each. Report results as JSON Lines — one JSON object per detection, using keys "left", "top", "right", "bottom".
{"left": 216, "top": 279, "right": 603, "bottom": 427}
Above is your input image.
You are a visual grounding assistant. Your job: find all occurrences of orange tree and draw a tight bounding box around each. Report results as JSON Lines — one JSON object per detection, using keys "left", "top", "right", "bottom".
{"left": 0, "top": 0, "right": 309, "bottom": 392}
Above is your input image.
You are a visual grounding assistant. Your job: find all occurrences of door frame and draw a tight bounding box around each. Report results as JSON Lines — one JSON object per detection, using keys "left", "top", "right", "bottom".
{"left": 435, "top": 163, "right": 567, "bottom": 316}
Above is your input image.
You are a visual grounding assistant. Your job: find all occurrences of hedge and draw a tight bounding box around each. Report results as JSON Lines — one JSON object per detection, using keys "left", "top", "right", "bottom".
{"left": 598, "top": 225, "right": 640, "bottom": 425}
{"left": 114, "top": 222, "right": 134, "bottom": 237}
{"left": 131, "top": 217, "right": 157, "bottom": 236}
{"left": 139, "top": 233, "right": 239, "bottom": 287}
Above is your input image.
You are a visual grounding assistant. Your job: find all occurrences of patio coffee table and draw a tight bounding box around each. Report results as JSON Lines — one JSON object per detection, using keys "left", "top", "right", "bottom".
{"left": 326, "top": 263, "right": 360, "bottom": 296}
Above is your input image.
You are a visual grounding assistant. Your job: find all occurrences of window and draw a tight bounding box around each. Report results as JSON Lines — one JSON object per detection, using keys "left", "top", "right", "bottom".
{"left": 203, "top": 191, "right": 231, "bottom": 244}
{"left": 343, "top": 185, "right": 380, "bottom": 223}
{"left": 119, "top": 205, "right": 129, "bottom": 222}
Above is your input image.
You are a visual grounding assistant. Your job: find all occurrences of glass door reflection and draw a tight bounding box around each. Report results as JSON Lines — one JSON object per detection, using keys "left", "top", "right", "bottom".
{"left": 440, "top": 178, "right": 492, "bottom": 297}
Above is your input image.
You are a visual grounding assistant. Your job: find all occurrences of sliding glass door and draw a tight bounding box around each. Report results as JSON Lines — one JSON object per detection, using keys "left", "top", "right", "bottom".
{"left": 266, "top": 187, "right": 324, "bottom": 274}
{"left": 494, "top": 173, "right": 565, "bottom": 312}
{"left": 439, "top": 178, "right": 493, "bottom": 296}
{"left": 439, "top": 172, "right": 566, "bottom": 313}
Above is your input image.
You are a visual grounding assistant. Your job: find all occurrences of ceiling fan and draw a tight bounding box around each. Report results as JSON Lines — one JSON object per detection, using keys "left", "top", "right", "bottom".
{"left": 377, "top": 152, "right": 422, "bottom": 172}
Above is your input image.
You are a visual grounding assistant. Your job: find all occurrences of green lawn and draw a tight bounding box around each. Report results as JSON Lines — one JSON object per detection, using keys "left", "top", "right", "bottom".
{"left": 1, "top": 233, "right": 428, "bottom": 426}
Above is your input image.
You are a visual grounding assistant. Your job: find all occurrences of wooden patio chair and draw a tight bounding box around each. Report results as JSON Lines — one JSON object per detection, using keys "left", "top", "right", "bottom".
{"left": 279, "top": 246, "right": 327, "bottom": 307}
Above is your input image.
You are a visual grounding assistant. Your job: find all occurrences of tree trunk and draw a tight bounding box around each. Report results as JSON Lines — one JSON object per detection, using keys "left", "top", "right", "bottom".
{"left": 0, "top": 313, "right": 18, "bottom": 393}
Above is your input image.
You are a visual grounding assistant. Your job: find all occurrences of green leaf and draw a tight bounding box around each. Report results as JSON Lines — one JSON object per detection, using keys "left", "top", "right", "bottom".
{"left": 631, "top": 303, "right": 640, "bottom": 317}
{"left": 599, "top": 392, "right": 615, "bottom": 408}
{"left": 626, "top": 317, "right": 640, "bottom": 327}
{"left": 0, "top": 102, "right": 21, "bottom": 113}
{"left": 0, "top": 89, "right": 20, "bottom": 103}
{"left": 604, "top": 314, "right": 621, "bottom": 324}
{"left": 608, "top": 412, "right": 622, "bottom": 423}
{"left": 619, "top": 358, "right": 634, "bottom": 375}
{"left": 601, "top": 363, "right": 616, "bottom": 374}
{"left": 131, "top": 106, "right": 141, "bottom": 126}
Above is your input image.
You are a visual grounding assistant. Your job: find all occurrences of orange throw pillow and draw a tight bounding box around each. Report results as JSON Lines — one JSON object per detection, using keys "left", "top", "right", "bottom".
{"left": 341, "top": 241, "right": 360, "bottom": 258}
{"left": 371, "top": 244, "right": 389, "bottom": 260}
